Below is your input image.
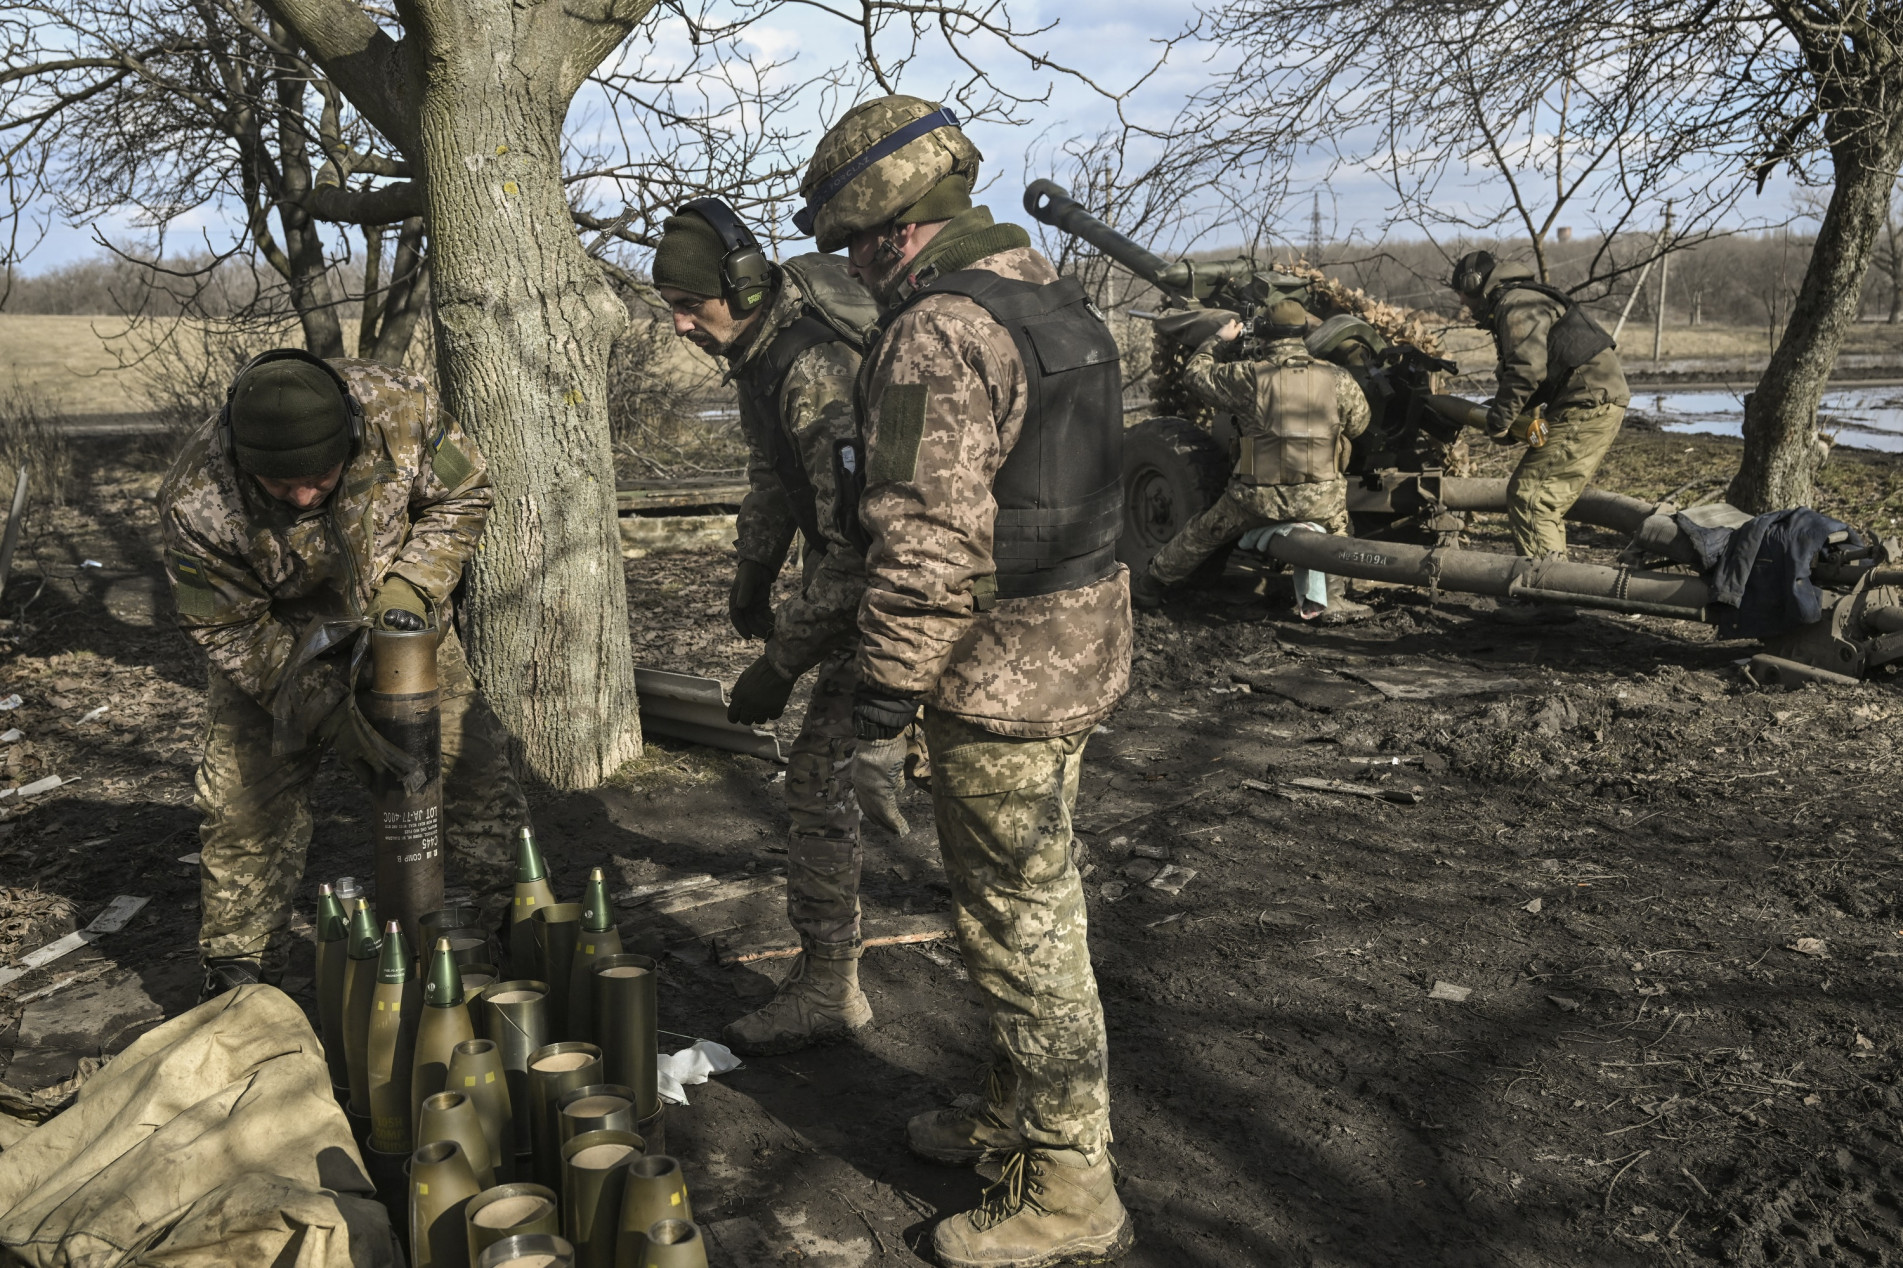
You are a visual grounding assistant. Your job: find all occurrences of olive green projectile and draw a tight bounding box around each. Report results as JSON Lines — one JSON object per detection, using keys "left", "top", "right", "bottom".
{"left": 342, "top": 900, "right": 383, "bottom": 1119}
{"left": 614, "top": 1153, "right": 693, "bottom": 1266}
{"left": 565, "top": 870, "right": 622, "bottom": 1044}
{"left": 532, "top": 903, "right": 582, "bottom": 1037}
{"left": 557, "top": 1082, "right": 636, "bottom": 1144}
{"left": 509, "top": 827, "right": 556, "bottom": 980}
{"left": 464, "top": 1182, "right": 560, "bottom": 1264}
{"left": 367, "top": 920, "right": 422, "bottom": 1154}
{"left": 315, "top": 883, "right": 351, "bottom": 1096}
{"left": 417, "top": 1089, "right": 494, "bottom": 1189}
{"left": 477, "top": 1232, "right": 575, "bottom": 1268}
{"left": 638, "top": 1219, "right": 709, "bottom": 1268}
{"left": 560, "top": 1129, "right": 642, "bottom": 1268}
{"left": 413, "top": 937, "right": 476, "bottom": 1129}
{"left": 527, "top": 1041, "right": 602, "bottom": 1192}
{"left": 409, "top": 1138, "right": 480, "bottom": 1268}
{"left": 590, "top": 953, "right": 658, "bottom": 1119}
{"left": 448, "top": 1037, "right": 515, "bottom": 1184}
{"left": 482, "top": 980, "right": 548, "bottom": 1176}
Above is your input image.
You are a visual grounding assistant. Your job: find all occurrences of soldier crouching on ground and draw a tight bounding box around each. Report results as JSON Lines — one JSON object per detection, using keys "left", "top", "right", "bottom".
{"left": 1131, "top": 300, "right": 1374, "bottom": 622}
{"left": 648, "top": 198, "right": 905, "bottom": 1056}
{"left": 797, "top": 94, "right": 1135, "bottom": 1267}
{"left": 159, "top": 350, "right": 528, "bottom": 1000}
{"left": 1448, "top": 251, "right": 1630, "bottom": 559}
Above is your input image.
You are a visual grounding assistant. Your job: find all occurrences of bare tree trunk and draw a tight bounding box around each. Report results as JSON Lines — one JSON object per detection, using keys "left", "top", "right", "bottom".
{"left": 1729, "top": 134, "right": 1903, "bottom": 512}
{"left": 369, "top": 216, "right": 429, "bottom": 365}
{"left": 1886, "top": 211, "right": 1903, "bottom": 324}
{"left": 410, "top": 0, "right": 643, "bottom": 788}
{"left": 273, "top": 48, "right": 346, "bottom": 357}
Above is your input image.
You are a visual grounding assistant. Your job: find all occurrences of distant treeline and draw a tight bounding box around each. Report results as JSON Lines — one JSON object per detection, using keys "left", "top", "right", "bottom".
{"left": 1, "top": 255, "right": 319, "bottom": 318}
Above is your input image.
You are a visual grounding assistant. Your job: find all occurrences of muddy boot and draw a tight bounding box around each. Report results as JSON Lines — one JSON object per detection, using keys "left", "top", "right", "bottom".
{"left": 932, "top": 1147, "right": 1135, "bottom": 1268}
{"left": 1318, "top": 575, "right": 1373, "bottom": 625}
{"left": 1128, "top": 567, "right": 1169, "bottom": 612}
{"left": 908, "top": 1065, "right": 1024, "bottom": 1166}
{"left": 199, "top": 956, "right": 266, "bottom": 1004}
{"left": 721, "top": 948, "right": 872, "bottom": 1057}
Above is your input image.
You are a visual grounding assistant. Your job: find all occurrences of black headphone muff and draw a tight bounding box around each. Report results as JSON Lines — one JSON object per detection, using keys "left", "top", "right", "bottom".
{"left": 678, "top": 197, "right": 773, "bottom": 314}
{"left": 220, "top": 348, "right": 366, "bottom": 460}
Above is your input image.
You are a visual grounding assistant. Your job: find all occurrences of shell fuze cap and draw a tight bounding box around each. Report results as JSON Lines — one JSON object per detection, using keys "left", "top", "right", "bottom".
{"left": 652, "top": 212, "right": 728, "bottom": 298}
{"left": 227, "top": 354, "right": 353, "bottom": 478}
{"left": 795, "top": 95, "right": 982, "bottom": 253}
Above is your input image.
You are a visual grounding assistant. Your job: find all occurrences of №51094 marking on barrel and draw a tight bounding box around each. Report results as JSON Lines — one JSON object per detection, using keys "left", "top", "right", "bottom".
{"left": 1343, "top": 550, "right": 1392, "bottom": 566}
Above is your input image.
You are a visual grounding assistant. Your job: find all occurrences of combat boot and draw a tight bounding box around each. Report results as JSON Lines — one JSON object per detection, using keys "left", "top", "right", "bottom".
{"left": 199, "top": 956, "right": 267, "bottom": 1003}
{"left": 908, "top": 1064, "right": 1024, "bottom": 1165}
{"left": 721, "top": 949, "right": 872, "bottom": 1057}
{"left": 933, "top": 1147, "right": 1134, "bottom": 1268}
{"left": 1318, "top": 575, "right": 1373, "bottom": 625}
{"left": 1127, "top": 567, "right": 1169, "bottom": 611}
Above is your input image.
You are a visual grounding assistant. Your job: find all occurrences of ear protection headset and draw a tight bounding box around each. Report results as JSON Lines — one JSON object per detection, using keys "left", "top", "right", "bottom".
{"left": 1450, "top": 250, "right": 1497, "bottom": 297}
{"left": 220, "top": 347, "right": 365, "bottom": 457}
{"left": 678, "top": 196, "right": 773, "bottom": 314}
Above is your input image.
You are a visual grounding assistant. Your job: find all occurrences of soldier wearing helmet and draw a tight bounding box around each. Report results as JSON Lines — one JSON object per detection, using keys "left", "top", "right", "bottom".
{"left": 796, "top": 95, "right": 1135, "bottom": 1267}
{"left": 1449, "top": 250, "right": 1630, "bottom": 558}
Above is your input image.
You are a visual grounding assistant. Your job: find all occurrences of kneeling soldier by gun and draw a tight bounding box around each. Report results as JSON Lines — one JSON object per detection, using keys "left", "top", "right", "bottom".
{"left": 160, "top": 351, "right": 528, "bottom": 1000}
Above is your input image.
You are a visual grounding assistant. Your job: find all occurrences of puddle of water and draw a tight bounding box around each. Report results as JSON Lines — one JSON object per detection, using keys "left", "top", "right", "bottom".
{"left": 1632, "top": 387, "right": 1903, "bottom": 453}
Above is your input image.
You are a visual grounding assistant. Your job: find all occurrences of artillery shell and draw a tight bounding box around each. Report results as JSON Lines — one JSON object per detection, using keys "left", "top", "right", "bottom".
{"left": 638, "top": 1218, "right": 709, "bottom": 1268}
{"left": 314, "top": 883, "right": 351, "bottom": 1098}
{"left": 565, "top": 869, "right": 621, "bottom": 1043}
{"left": 589, "top": 953, "right": 658, "bottom": 1118}
{"left": 560, "top": 1129, "right": 642, "bottom": 1268}
{"left": 527, "top": 1041, "right": 602, "bottom": 1192}
{"left": 614, "top": 1153, "right": 693, "bottom": 1266}
{"left": 367, "top": 625, "right": 446, "bottom": 949}
{"left": 464, "top": 1182, "right": 560, "bottom": 1264}
{"left": 413, "top": 937, "right": 476, "bottom": 1129}
{"left": 449, "top": 1037, "right": 515, "bottom": 1185}
{"left": 557, "top": 1082, "right": 637, "bottom": 1144}
{"left": 367, "top": 920, "right": 422, "bottom": 1154}
{"left": 532, "top": 903, "right": 582, "bottom": 1037}
{"left": 481, "top": 979, "right": 549, "bottom": 1175}
{"left": 408, "top": 1138, "right": 480, "bottom": 1268}
{"left": 417, "top": 1089, "right": 494, "bottom": 1189}
{"left": 477, "top": 1232, "right": 575, "bottom": 1268}
{"left": 508, "top": 827, "right": 557, "bottom": 980}
{"left": 420, "top": 903, "right": 479, "bottom": 953}
{"left": 342, "top": 901, "right": 383, "bottom": 1121}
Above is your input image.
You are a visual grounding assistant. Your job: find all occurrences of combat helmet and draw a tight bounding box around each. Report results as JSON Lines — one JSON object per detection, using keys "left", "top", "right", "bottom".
{"left": 794, "top": 95, "right": 982, "bottom": 253}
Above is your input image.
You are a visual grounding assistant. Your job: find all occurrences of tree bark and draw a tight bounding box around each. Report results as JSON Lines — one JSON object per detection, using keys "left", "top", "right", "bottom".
{"left": 1729, "top": 128, "right": 1903, "bottom": 512}
{"left": 368, "top": 216, "right": 429, "bottom": 365}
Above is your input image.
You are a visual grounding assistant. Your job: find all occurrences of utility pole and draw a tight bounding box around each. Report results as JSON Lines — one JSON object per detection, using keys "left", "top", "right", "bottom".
{"left": 1308, "top": 191, "right": 1323, "bottom": 264}
{"left": 1653, "top": 200, "right": 1674, "bottom": 362}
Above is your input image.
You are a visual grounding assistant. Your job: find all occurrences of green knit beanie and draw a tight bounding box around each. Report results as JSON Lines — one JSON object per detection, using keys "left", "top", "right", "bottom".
{"left": 228, "top": 356, "right": 352, "bottom": 478}
{"left": 652, "top": 213, "right": 727, "bottom": 297}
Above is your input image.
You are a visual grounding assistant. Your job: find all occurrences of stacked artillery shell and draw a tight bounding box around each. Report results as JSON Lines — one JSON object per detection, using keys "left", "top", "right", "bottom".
{"left": 477, "top": 1232, "right": 575, "bottom": 1268}
{"left": 419, "top": 903, "right": 478, "bottom": 953}
{"left": 509, "top": 827, "right": 557, "bottom": 980}
{"left": 614, "top": 1154, "right": 693, "bottom": 1266}
{"left": 412, "top": 937, "right": 476, "bottom": 1129}
{"left": 590, "top": 953, "right": 659, "bottom": 1145}
{"left": 314, "top": 883, "right": 351, "bottom": 1099}
{"left": 557, "top": 1083, "right": 636, "bottom": 1144}
{"left": 464, "top": 1183, "right": 561, "bottom": 1264}
{"left": 639, "top": 1219, "right": 709, "bottom": 1268}
{"left": 527, "top": 1042, "right": 602, "bottom": 1192}
{"left": 482, "top": 980, "right": 549, "bottom": 1179}
{"left": 560, "top": 1129, "right": 642, "bottom": 1268}
{"left": 448, "top": 1037, "right": 515, "bottom": 1184}
{"left": 460, "top": 962, "right": 501, "bottom": 996}
{"left": 367, "top": 626, "right": 446, "bottom": 949}
{"left": 341, "top": 901, "right": 383, "bottom": 1129}
{"left": 417, "top": 1089, "right": 494, "bottom": 1188}
{"left": 565, "top": 869, "right": 622, "bottom": 1043}
{"left": 532, "top": 903, "right": 582, "bottom": 1037}
{"left": 366, "top": 920, "right": 422, "bottom": 1154}
{"left": 409, "top": 1138, "right": 480, "bottom": 1268}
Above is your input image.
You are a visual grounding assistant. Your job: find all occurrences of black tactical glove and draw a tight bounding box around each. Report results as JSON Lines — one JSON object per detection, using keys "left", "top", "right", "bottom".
{"left": 728, "top": 560, "right": 778, "bottom": 641}
{"left": 369, "top": 575, "right": 428, "bottom": 631}
{"left": 728, "top": 655, "right": 796, "bottom": 725}
{"left": 852, "top": 688, "right": 920, "bottom": 742}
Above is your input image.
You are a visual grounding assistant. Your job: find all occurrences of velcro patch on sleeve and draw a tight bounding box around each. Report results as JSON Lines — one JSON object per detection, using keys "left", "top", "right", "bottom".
{"left": 431, "top": 439, "right": 475, "bottom": 490}
{"left": 171, "top": 552, "right": 218, "bottom": 620}
{"left": 868, "top": 384, "right": 928, "bottom": 486}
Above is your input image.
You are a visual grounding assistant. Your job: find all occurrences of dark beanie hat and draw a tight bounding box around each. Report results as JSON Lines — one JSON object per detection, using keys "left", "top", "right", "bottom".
{"left": 651, "top": 213, "right": 728, "bottom": 298}
{"left": 228, "top": 356, "right": 352, "bottom": 478}
{"left": 1260, "top": 298, "right": 1310, "bottom": 336}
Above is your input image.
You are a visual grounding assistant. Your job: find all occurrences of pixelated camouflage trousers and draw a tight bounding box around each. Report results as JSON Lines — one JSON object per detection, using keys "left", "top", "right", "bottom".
{"left": 194, "top": 628, "right": 526, "bottom": 973}
{"left": 784, "top": 650, "right": 862, "bottom": 956}
{"left": 1507, "top": 403, "right": 1625, "bottom": 558}
{"left": 924, "top": 707, "right": 1112, "bottom": 1159}
{"left": 1148, "top": 476, "right": 1349, "bottom": 586}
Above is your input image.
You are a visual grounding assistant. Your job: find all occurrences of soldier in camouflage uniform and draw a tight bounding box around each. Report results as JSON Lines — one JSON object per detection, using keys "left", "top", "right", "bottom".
{"left": 1134, "top": 301, "right": 1374, "bottom": 621}
{"left": 649, "top": 200, "right": 897, "bottom": 1056}
{"left": 1450, "top": 251, "right": 1630, "bottom": 558}
{"left": 159, "top": 350, "right": 527, "bottom": 998}
{"left": 797, "top": 96, "right": 1135, "bottom": 1267}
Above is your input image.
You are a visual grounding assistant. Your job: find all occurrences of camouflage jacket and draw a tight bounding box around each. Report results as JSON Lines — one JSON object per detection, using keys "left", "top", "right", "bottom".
{"left": 1185, "top": 336, "right": 1371, "bottom": 475}
{"left": 726, "top": 271, "right": 868, "bottom": 679}
{"left": 855, "top": 208, "right": 1133, "bottom": 738}
{"left": 158, "top": 359, "right": 492, "bottom": 710}
{"left": 1483, "top": 263, "right": 1630, "bottom": 432}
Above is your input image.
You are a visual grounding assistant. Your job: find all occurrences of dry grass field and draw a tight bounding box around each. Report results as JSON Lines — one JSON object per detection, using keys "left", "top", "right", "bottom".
{"left": 0, "top": 315, "right": 172, "bottom": 416}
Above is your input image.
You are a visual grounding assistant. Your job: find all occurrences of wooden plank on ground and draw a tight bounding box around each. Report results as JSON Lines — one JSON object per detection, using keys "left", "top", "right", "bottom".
{"left": 714, "top": 911, "right": 955, "bottom": 964}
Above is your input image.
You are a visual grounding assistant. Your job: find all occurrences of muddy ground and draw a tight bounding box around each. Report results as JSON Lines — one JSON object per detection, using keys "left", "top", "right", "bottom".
{"left": 1, "top": 429, "right": 1900, "bottom": 1267}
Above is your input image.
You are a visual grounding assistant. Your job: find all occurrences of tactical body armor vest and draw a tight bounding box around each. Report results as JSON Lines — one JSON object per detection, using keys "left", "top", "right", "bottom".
{"left": 1487, "top": 279, "right": 1617, "bottom": 405}
{"left": 880, "top": 270, "right": 1124, "bottom": 599}
{"left": 1234, "top": 353, "right": 1347, "bottom": 486}
{"left": 732, "top": 255, "right": 878, "bottom": 553}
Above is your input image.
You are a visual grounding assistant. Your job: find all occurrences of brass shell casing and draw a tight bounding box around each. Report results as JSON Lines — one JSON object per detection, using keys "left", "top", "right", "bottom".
{"left": 419, "top": 903, "right": 479, "bottom": 952}
{"left": 481, "top": 979, "right": 549, "bottom": 1172}
{"left": 526, "top": 1041, "right": 603, "bottom": 1192}
{"left": 464, "top": 1182, "right": 560, "bottom": 1264}
{"left": 638, "top": 1218, "right": 710, "bottom": 1268}
{"left": 408, "top": 1138, "right": 480, "bottom": 1268}
{"left": 556, "top": 1082, "right": 637, "bottom": 1144}
{"left": 531, "top": 903, "right": 583, "bottom": 1037}
{"left": 564, "top": 928, "right": 622, "bottom": 1045}
{"left": 476, "top": 1231, "right": 575, "bottom": 1268}
{"left": 417, "top": 1089, "right": 495, "bottom": 1189}
{"left": 448, "top": 1037, "right": 515, "bottom": 1184}
{"left": 560, "top": 1129, "right": 643, "bottom": 1268}
{"left": 589, "top": 953, "right": 659, "bottom": 1118}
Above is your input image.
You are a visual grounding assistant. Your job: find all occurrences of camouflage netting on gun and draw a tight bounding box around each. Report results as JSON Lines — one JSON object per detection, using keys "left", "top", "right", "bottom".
{"left": 1283, "top": 263, "right": 1443, "bottom": 357}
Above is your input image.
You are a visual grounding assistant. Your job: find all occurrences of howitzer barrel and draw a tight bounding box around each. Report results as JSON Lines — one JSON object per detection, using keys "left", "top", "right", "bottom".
{"left": 1024, "top": 179, "right": 1257, "bottom": 299}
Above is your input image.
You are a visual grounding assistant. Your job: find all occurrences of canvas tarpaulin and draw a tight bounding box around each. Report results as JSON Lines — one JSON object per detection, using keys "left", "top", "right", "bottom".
{"left": 0, "top": 984, "right": 400, "bottom": 1267}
